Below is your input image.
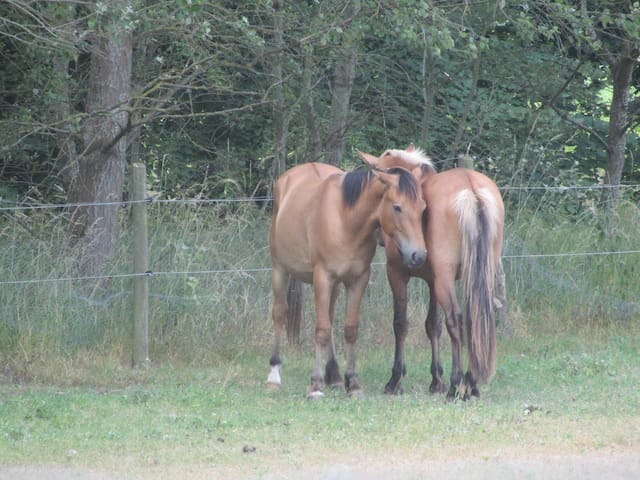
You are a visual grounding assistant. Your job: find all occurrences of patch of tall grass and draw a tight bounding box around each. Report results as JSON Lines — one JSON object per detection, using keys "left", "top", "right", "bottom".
{"left": 0, "top": 191, "right": 638, "bottom": 383}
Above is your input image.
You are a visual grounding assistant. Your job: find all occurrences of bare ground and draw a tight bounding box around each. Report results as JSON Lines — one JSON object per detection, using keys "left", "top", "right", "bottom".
{"left": 2, "top": 452, "right": 639, "bottom": 480}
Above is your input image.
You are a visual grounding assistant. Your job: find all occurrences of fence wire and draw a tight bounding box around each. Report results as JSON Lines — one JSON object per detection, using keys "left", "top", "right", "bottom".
{"left": 0, "top": 184, "right": 638, "bottom": 212}
{"left": 0, "top": 184, "right": 639, "bottom": 286}
{"left": 0, "top": 251, "right": 638, "bottom": 287}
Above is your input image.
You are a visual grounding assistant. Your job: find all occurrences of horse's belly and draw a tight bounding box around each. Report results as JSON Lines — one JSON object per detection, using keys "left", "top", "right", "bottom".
{"left": 271, "top": 234, "right": 313, "bottom": 281}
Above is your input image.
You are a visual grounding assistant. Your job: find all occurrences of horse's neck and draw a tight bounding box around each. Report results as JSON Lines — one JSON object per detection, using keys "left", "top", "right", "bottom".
{"left": 342, "top": 181, "right": 384, "bottom": 240}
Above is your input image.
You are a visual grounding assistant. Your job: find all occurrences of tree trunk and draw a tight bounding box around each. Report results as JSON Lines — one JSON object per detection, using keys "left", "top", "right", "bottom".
{"left": 303, "top": 46, "right": 322, "bottom": 163}
{"left": 604, "top": 47, "right": 636, "bottom": 211}
{"left": 420, "top": 28, "right": 436, "bottom": 147}
{"left": 448, "top": 53, "right": 481, "bottom": 167}
{"left": 67, "top": 18, "right": 133, "bottom": 278}
{"left": 324, "top": 0, "right": 361, "bottom": 167}
{"left": 271, "top": 0, "right": 288, "bottom": 181}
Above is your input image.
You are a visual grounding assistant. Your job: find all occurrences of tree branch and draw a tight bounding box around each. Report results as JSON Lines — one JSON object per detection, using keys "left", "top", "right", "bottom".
{"left": 532, "top": 60, "right": 610, "bottom": 151}
{"left": 546, "top": 102, "right": 609, "bottom": 151}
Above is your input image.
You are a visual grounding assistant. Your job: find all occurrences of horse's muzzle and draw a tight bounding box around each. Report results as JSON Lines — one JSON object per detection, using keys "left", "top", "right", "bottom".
{"left": 405, "top": 248, "right": 427, "bottom": 268}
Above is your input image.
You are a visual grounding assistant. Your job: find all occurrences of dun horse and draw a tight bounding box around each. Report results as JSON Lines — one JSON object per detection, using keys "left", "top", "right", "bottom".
{"left": 268, "top": 161, "right": 427, "bottom": 398}
{"left": 359, "top": 145, "right": 505, "bottom": 399}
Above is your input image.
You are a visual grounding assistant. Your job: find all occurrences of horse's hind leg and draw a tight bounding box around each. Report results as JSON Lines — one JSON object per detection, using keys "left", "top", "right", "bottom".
{"left": 384, "top": 264, "right": 410, "bottom": 394}
{"left": 426, "top": 283, "right": 446, "bottom": 394}
{"left": 324, "top": 283, "right": 343, "bottom": 389}
{"left": 435, "top": 279, "right": 465, "bottom": 400}
{"left": 267, "top": 266, "right": 289, "bottom": 387}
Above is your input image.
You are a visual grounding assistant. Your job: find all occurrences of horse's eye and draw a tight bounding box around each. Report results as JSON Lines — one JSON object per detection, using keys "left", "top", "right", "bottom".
{"left": 393, "top": 204, "right": 402, "bottom": 213}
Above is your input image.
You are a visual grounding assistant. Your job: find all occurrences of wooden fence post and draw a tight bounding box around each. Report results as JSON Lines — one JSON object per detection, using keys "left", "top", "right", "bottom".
{"left": 131, "top": 163, "right": 150, "bottom": 368}
{"left": 458, "top": 153, "right": 475, "bottom": 170}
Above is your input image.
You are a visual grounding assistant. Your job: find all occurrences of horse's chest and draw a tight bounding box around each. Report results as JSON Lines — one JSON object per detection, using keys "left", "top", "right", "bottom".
{"left": 322, "top": 246, "right": 374, "bottom": 281}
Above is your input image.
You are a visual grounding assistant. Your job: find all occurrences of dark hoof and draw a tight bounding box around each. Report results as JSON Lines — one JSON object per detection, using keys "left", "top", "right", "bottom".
{"left": 446, "top": 383, "right": 480, "bottom": 401}
{"left": 329, "top": 382, "right": 345, "bottom": 392}
{"left": 384, "top": 380, "right": 403, "bottom": 395}
{"left": 348, "top": 388, "right": 365, "bottom": 399}
{"left": 345, "top": 372, "right": 362, "bottom": 394}
{"left": 429, "top": 379, "right": 447, "bottom": 394}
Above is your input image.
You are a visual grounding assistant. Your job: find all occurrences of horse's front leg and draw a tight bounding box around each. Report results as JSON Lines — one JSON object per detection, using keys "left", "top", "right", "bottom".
{"left": 308, "top": 270, "right": 334, "bottom": 399}
{"left": 343, "top": 269, "right": 371, "bottom": 398}
{"left": 426, "top": 282, "right": 446, "bottom": 394}
{"left": 384, "top": 263, "right": 410, "bottom": 394}
{"left": 267, "top": 266, "right": 289, "bottom": 387}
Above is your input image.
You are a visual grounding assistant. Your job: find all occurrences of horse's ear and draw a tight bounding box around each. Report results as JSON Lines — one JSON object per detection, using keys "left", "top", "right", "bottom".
{"left": 370, "top": 168, "right": 391, "bottom": 186}
{"left": 358, "top": 150, "right": 380, "bottom": 169}
{"left": 423, "top": 162, "right": 437, "bottom": 175}
{"left": 412, "top": 164, "right": 436, "bottom": 186}
{"left": 406, "top": 143, "right": 416, "bottom": 152}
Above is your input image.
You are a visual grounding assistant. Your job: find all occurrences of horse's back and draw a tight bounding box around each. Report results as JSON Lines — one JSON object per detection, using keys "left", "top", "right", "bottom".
{"left": 425, "top": 169, "right": 503, "bottom": 218}
{"left": 273, "top": 163, "right": 340, "bottom": 210}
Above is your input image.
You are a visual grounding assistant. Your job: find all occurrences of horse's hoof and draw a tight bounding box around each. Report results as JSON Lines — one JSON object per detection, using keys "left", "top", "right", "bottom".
{"left": 266, "top": 381, "right": 281, "bottom": 390}
{"left": 307, "top": 390, "right": 325, "bottom": 400}
{"left": 329, "top": 382, "right": 345, "bottom": 392}
{"left": 267, "top": 365, "right": 282, "bottom": 386}
{"left": 446, "top": 386, "right": 461, "bottom": 402}
{"left": 348, "top": 389, "right": 365, "bottom": 399}
{"left": 446, "top": 384, "right": 477, "bottom": 401}
{"left": 384, "top": 383, "right": 403, "bottom": 395}
{"left": 429, "top": 380, "right": 447, "bottom": 395}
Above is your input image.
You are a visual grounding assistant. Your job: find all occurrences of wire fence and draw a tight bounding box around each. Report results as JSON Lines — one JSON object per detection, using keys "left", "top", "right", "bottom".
{"left": 0, "top": 183, "right": 638, "bottom": 212}
{"left": 0, "top": 196, "right": 274, "bottom": 212}
{"left": 0, "top": 182, "right": 639, "bottom": 287}
{"left": 1, "top": 179, "right": 638, "bottom": 360}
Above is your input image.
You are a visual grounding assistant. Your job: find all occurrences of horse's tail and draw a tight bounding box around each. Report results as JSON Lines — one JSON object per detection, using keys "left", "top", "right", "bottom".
{"left": 286, "top": 277, "right": 303, "bottom": 345}
{"left": 455, "top": 188, "right": 501, "bottom": 383}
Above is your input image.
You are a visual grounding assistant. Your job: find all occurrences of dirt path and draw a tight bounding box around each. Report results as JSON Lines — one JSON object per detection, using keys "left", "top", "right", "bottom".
{"left": 2, "top": 453, "right": 639, "bottom": 480}
{"left": 298, "top": 454, "right": 640, "bottom": 480}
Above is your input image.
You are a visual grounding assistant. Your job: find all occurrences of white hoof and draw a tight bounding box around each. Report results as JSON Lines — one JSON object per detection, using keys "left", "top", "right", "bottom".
{"left": 266, "top": 365, "right": 282, "bottom": 386}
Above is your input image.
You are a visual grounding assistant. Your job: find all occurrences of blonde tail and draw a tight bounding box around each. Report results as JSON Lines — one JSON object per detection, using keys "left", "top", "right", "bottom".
{"left": 455, "top": 188, "right": 500, "bottom": 382}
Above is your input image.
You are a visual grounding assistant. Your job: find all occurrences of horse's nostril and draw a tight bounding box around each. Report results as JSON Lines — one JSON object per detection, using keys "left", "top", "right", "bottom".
{"left": 411, "top": 250, "right": 427, "bottom": 266}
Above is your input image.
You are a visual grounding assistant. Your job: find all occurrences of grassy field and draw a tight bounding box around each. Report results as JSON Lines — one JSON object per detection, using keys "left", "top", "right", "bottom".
{"left": 1, "top": 325, "right": 639, "bottom": 479}
{"left": 1, "top": 195, "right": 639, "bottom": 478}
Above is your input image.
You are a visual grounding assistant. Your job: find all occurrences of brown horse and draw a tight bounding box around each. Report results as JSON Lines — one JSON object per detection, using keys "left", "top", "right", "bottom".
{"left": 268, "top": 161, "right": 428, "bottom": 398}
{"left": 359, "top": 145, "right": 505, "bottom": 399}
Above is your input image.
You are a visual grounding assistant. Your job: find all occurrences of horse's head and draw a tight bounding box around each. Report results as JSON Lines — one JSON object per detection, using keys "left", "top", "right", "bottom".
{"left": 358, "top": 144, "right": 437, "bottom": 176}
{"left": 367, "top": 165, "right": 427, "bottom": 269}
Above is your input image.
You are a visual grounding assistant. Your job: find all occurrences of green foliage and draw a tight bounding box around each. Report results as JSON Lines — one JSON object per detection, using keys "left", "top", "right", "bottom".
{"left": 0, "top": 0, "right": 638, "bottom": 200}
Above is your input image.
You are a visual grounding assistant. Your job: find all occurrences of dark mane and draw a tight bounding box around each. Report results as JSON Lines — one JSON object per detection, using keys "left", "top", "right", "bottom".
{"left": 342, "top": 168, "right": 419, "bottom": 208}
{"left": 387, "top": 167, "right": 419, "bottom": 200}
{"left": 342, "top": 170, "right": 374, "bottom": 208}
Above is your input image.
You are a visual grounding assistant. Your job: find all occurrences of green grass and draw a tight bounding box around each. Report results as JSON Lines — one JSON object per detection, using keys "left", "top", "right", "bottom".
{"left": 1, "top": 329, "right": 639, "bottom": 479}
{"left": 1, "top": 193, "right": 639, "bottom": 477}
